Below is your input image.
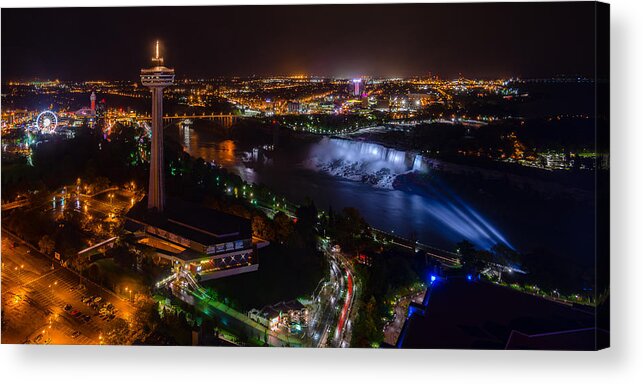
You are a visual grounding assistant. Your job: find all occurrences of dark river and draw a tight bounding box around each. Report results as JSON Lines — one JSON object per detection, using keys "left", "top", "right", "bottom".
{"left": 170, "top": 121, "right": 594, "bottom": 264}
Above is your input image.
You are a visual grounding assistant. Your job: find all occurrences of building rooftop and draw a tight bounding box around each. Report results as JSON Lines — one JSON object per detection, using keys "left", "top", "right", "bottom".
{"left": 126, "top": 198, "right": 252, "bottom": 247}
{"left": 401, "top": 279, "right": 601, "bottom": 350}
{"left": 255, "top": 300, "right": 306, "bottom": 320}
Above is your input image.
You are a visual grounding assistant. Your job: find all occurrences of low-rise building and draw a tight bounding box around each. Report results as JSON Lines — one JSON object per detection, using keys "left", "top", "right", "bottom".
{"left": 248, "top": 299, "right": 309, "bottom": 332}
{"left": 125, "top": 198, "right": 264, "bottom": 281}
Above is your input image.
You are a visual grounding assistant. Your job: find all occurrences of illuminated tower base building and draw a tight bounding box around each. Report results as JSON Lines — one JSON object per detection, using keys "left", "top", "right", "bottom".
{"left": 141, "top": 41, "right": 174, "bottom": 212}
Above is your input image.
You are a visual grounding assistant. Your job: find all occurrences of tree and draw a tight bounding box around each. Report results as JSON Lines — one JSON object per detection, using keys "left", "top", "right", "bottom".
{"left": 108, "top": 244, "right": 134, "bottom": 269}
{"left": 295, "top": 200, "right": 318, "bottom": 232}
{"left": 334, "top": 207, "right": 370, "bottom": 254}
{"left": 69, "top": 254, "right": 91, "bottom": 276}
{"left": 203, "top": 287, "right": 219, "bottom": 302}
{"left": 38, "top": 235, "right": 55, "bottom": 255}
{"left": 456, "top": 240, "right": 476, "bottom": 268}
{"left": 491, "top": 243, "right": 521, "bottom": 267}
{"left": 252, "top": 214, "right": 274, "bottom": 241}
{"left": 273, "top": 212, "right": 293, "bottom": 244}
{"left": 352, "top": 296, "right": 382, "bottom": 347}
{"left": 132, "top": 296, "right": 159, "bottom": 333}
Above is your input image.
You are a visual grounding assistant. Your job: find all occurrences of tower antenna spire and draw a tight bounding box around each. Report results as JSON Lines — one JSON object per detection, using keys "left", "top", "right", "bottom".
{"left": 152, "top": 40, "right": 164, "bottom": 66}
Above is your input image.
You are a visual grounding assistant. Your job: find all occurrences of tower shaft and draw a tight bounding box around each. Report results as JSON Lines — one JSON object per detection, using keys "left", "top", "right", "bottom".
{"left": 148, "top": 86, "right": 165, "bottom": 211}
{"left": 141, "top": 40, "right": 174, "bottom": 212}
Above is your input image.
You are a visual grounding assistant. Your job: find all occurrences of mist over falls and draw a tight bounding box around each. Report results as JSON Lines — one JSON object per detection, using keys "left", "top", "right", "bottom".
{"left": 307, "top": 137, "right": 426, "bottom": 189}
{"left": 306, "top": 137, "right": 514, "bottom": 251}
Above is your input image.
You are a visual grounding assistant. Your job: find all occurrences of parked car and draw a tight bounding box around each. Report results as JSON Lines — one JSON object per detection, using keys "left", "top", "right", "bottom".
{"left": 63, "top": 304, "right": 72, "bottom": 312}
{"left": 71, "top": 331, "right": 81, "bottom": 339}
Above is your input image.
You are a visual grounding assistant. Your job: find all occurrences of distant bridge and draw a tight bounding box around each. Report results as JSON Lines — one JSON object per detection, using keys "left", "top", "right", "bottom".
{"left": 135, "top": 113, "right": 242, "bottom": 123}
{"left": 370, "top": 227, "right": 460, "bottom": 266}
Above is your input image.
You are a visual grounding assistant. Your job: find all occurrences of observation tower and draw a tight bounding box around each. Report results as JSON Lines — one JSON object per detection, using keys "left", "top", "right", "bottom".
{"left": 141, "top": 40, "right": 175, "bottom": 212}
{"left": 90, "top": 91, "right": 96, "bottom": 114}
{"left": 126, "top": 41, "right": 263, "bottom": 284}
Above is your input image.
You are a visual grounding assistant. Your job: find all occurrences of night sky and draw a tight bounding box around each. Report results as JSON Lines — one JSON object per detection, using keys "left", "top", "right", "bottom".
{"left": 1, "top": 2, "right": 597, "bottom": 80}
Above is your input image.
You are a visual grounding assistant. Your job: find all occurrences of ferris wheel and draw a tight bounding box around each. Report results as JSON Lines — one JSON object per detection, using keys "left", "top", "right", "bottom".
{"left": 36, "top": 110, "right": 58, "bottom": 133}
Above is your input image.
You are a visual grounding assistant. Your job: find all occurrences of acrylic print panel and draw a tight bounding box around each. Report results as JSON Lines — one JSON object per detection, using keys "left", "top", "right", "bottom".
{"left": 0, "top": 2, "right": 609, "bottom": 350}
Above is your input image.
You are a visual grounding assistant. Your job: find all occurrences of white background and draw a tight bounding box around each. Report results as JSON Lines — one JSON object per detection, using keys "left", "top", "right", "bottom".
{"left": 1, "top": 0, "right": 641, "bottom": 383}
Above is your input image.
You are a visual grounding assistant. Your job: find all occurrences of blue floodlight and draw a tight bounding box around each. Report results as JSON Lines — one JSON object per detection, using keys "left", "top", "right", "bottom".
{"left": 467, "top": 274, "right": 473, "bottom": 281}
{"left": 430, "top": 275, "right": 437, "bottom": 283}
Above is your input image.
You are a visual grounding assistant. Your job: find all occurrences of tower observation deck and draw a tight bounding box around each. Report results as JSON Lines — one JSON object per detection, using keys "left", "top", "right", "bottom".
{"left": 141, "top": 41, "right": 175, "bottom": 212}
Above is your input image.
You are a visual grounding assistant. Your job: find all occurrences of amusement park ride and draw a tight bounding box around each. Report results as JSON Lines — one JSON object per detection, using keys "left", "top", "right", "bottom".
{"left": 35, "top": 110, "right": 58, "bottom": 133}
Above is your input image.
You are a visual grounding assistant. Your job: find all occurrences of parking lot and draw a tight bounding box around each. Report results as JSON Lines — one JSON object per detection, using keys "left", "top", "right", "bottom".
{"left": 1, "top": 231, "right": 135, "bottom": 345}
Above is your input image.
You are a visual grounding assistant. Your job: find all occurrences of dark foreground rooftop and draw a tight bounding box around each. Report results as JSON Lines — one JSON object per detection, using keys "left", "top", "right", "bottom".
{"left": 126, "top": 198, "right": 252, "bottom": 246}
{"left": 401, "top": 279, "right": 606, "bottom": 350}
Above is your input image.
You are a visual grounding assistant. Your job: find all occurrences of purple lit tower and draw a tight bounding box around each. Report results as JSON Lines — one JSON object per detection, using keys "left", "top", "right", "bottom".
{"left": 140, "top": 41, "right": 175, "bottom": 212}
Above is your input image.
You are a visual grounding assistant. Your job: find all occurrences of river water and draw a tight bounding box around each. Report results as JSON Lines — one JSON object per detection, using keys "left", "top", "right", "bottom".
{"left": 170, "top": 121, "right": 594, "bottom": 262}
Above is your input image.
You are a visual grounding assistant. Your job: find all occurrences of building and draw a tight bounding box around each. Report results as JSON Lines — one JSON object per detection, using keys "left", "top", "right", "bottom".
{"left": 248, "top": 299, "right": 308, "bottom": 332}
{"left": 126, "top": 198, "right": 261, "bottom": 281}
{"left": 95, "top": 98, "right": 107, "bottom": 118}
{"left": 349, "top": 78, "right": 365, "bottom": 97}
{"left": 286, "top": 101, "right": 301, "bottom": 114}
{"left": 398, "top": 278, "right": 603, "bottom": 350}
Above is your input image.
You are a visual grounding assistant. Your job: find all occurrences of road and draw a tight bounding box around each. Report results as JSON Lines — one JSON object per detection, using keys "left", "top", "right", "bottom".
{"left": 1, "top": 230, "right": 135, "bottom": 345}
{"left": 307, "top": 240, "right": 359, "bottom": 348}
{"left": 308, "top": 253, "right": 342, "bottom": 347}
{"left": 331, "top": 247, "right": 358, "bottom": 348}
